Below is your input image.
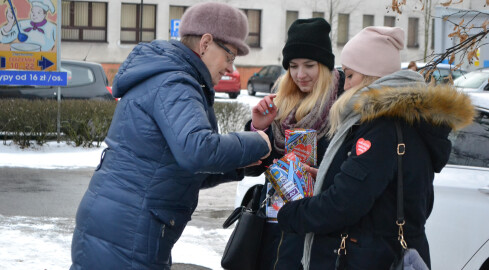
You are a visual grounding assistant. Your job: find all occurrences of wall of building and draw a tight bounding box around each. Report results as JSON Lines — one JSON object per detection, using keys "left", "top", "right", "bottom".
{"left": 59, "top": 0, "right": 486, "bottom": 86}
{"left": 435, "top": 6, "right": 489, "bottom": 71}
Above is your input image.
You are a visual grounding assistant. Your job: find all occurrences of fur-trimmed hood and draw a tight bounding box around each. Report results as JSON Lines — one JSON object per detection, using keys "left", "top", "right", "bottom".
{"left": 353, "top": 70, "right": 475, "bottom": 172}
{"left": 354, "top": 82, "right": 475, "bottom": 131}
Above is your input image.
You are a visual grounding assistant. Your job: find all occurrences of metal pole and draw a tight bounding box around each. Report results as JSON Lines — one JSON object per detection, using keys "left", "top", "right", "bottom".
{"left": 57, "top": 86, "right": 61, "bottom": 143}
{"left": 56, "top": 0, "right": 62, "bottom": 143}
{"left": 140, "top": 0, "right": 143, "bottom": 42}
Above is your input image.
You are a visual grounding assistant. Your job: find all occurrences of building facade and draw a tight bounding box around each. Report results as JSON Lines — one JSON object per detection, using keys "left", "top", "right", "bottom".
{"left": 59, "top": 0, "right": 483, "bottom": 85}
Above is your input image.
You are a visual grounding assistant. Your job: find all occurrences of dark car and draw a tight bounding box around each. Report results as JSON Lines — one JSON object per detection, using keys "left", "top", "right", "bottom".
{"left": 214, "top": 64, "right": 241, "bottom": 99}
{"left": 0, "top": 60, "right": 113, "bottom": 100}
{"left": 247, "top": 65, "right": 285, "bottom": 96}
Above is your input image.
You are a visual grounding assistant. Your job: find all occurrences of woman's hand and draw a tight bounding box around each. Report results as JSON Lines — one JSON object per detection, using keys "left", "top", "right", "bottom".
{"left": 303, "top": 164, "right": 318, "bottom": 180}
{"left": 251, "top": 94, "right": 277, "bottom": 130}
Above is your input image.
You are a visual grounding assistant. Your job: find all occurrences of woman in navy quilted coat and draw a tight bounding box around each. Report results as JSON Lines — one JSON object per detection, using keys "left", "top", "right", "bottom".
{"left": 70, "top": 3, "right": 271, "bottom": 270}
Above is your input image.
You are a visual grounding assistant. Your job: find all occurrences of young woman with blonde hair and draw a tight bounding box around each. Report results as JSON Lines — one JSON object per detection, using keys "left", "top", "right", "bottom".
{"left": 245, "top": 18, "right": 344, "bottom": 270}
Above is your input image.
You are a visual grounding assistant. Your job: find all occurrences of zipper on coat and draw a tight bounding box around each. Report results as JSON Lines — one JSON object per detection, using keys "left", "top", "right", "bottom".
{"left": 273, "top": 231, "right": 285, "bottom": 270}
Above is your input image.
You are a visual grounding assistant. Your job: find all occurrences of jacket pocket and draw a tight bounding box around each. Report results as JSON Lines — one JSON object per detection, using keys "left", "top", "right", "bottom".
{"left": 340, "top": 160, "right": 368, "bottom": 182}
{"left": 148, "top": 208, "right": 192, "bottom": 264}
{"left": 345, "top": 239, "right": 393, "bottom": 270}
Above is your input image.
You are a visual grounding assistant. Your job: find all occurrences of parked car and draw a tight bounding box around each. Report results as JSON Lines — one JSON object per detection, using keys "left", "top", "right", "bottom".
{"left": 247, "top": 65, "right": 285, "bottom": 96}
{"left": 401, "top": 62, "right": 467, "bottom": 84}
{"left": 453, "top": 68, "right": 489, "bottom": 92}
{"left": 214, "top": 64, "right": 241, "bottom": 99}
{"left": 0, "top": 60, "right": 114, "bottom": 100}
{"left": 234, "top": 92, "right": 489, "bottom": 269}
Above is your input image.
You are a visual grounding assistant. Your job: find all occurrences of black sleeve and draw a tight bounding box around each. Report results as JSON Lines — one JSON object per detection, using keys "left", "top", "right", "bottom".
{"left": 277, "top": 119, "right": 398, "bottom": 235}
{"left": 200, "top": 168, "right": 245, "bottom": 189}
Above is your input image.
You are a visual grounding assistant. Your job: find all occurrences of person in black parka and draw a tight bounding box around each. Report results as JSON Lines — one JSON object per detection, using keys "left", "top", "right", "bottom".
{"left": 70, "top": 3, "right": 272, "bottom": 270}
{"left": 244, "top": 18, "right": 345, "bottom": 270}
{"left": 277, "top": 26, "right": 475, "bottom": 270}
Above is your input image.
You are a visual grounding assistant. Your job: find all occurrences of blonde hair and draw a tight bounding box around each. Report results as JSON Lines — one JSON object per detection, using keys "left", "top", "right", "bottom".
{"left": 327, "top": 75, "right": 379, "bottom": 138}
{"left": 274, "top": 64, "right": 335, "bottom": 123}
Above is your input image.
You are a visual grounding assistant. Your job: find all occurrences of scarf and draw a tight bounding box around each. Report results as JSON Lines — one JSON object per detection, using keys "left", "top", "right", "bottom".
{"left": 24, "top": 19, "right": 47, "bottom": 33}
{"left": 271, "top": 69, "right": 340, "bottom": 154}
{"left": 301, "top": 70, "right": 426, "bottom": 270}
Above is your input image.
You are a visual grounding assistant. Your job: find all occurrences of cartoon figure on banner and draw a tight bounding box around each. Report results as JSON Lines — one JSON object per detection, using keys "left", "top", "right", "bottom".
{"left": 1, "top": 0, "right": 56, "bottom": 51}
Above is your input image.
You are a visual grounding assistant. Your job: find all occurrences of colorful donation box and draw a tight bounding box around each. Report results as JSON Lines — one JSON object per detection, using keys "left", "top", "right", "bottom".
{"left": 285, "top": 128, "right": 317, "bottom": 166}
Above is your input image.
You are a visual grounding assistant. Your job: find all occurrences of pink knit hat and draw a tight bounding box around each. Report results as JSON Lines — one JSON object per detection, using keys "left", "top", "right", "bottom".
{"left": 180, "top": 2, "right": 250, "bottom": 56}
{"left": 341, "top": 26, "right": 404, "bottom": 77}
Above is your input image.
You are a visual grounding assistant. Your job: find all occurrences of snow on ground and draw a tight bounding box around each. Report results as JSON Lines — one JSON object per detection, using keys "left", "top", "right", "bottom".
{"left": 0, "top": 214, "right": 232, "bottom": 270}
{"left": 214, "top": 89, "right": 265, "bottom": 107}
{"left": 0, "top": 90, "right": 262, "bottom": 269}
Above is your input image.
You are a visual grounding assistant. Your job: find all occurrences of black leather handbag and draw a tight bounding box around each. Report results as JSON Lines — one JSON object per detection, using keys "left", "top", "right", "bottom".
{"left": 389, "top": 122, "right": 429, "bottom": 270}
{"left": 221, "top": 185, "right": 265, "bottom": 270}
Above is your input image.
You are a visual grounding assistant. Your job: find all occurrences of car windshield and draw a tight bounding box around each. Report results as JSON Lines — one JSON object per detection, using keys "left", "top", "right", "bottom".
{"left": 454, "top": 71, "right": 489, "bottom": 89}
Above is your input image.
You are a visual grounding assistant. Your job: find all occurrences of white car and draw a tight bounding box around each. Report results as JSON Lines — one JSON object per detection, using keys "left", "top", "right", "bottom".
{"left": 454, "top": 69, "right": 489, "bottom": 92}
{"left": 234, "top": 93, "right": 489, "bottom": 269}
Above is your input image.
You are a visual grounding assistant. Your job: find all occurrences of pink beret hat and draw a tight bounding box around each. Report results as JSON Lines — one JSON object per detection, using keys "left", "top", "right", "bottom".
{"left": 341, "top": 26, "right": 405, "bottom": 77}
{"left": 180, "top": 2, "right": 250, "bottom": 56}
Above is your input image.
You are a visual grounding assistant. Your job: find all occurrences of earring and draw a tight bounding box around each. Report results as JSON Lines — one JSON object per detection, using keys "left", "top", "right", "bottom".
{"left": 202, "top": 52, "right": 205, "bottom": 56}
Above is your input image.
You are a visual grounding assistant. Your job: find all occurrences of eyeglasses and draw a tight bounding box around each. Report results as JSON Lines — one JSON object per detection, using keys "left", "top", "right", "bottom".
{"left": 215, "top": 41, "right": 236, "bottom": 65}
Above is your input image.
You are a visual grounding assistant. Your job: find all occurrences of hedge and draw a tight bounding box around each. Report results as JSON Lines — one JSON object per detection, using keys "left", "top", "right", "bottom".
{"left": 0, "top": 99, "right": 251, "bottom": 148}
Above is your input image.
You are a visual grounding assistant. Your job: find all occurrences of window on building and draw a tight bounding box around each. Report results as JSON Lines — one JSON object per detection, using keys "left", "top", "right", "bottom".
{"left": 120, "top": 3, "right": 156, "bottom": 44}
{"left": 384, "top": 16, "right": 396, "bottom": 27}
{"left": 363, "top": 15, "right": 374, "bottom": 28}
{"left": 313, "top": 12, "right": 324, "bottom": 19}
{"left": 407, "top": 17, "right": 419, "bottom": 48}
{"left": 286, "top": 10, "right": 299, "bottom": 38}
{"left": 242, "top": 9, "right": 261, "bottom": 48}
{"left": 337, "top": 13, "right": 349, "bottom": 46}
{"left": 169, "top": 5, "right": 188, "bottom": 37}
{"left": 61, "top": 1, "right": 107, "bottom": 42}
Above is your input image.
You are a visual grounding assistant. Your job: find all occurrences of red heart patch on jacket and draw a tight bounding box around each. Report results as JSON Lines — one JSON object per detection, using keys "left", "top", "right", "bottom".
{"left": 356, "top": 138, "right": 371, "bottom": 155}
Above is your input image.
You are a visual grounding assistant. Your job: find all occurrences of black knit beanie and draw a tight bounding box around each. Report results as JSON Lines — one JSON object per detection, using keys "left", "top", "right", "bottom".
{"left": 282, "top": 18, "right": 334, "bottom": 70}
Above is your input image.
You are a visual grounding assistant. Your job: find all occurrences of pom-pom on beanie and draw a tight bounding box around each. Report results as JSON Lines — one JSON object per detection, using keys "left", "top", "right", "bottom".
{"left": 282, "top": 18, "right": 334, "bottom": 70}
{"left": 180, "top": 2, "right": 250, "bottom": 56}
{"left": 341, "top": 26, "right": 405, "bottom": 77}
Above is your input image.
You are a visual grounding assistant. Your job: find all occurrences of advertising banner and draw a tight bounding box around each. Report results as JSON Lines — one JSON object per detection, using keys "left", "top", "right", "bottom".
{"left": 0, "top": 0, "right": 58, "bottom": 72}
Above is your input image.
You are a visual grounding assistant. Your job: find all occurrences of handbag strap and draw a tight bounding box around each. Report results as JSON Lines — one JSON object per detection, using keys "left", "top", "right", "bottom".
{"left": 222, "top": 185, "right": 263, "bottom": 229}
{"left": 394, "top": 121, "right": 408, "bottom": 250}
{"left": 336, "top": 122, "right": 407, "bottom": 256}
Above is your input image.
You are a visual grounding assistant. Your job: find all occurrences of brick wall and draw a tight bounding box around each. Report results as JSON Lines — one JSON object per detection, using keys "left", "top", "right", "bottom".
{"left": 101, "top": 63, "right": 120, "bottom": 86}
{"left": 236, "top": 66, "right": 262, "bottom": 90}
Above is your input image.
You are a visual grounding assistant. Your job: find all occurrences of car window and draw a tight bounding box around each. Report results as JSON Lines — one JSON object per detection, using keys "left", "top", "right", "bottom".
{"left": 453, "top": 72, "right": 489, "bottom": 89}
{"left": 258, "top": 67, "right": 269, "bottom": 76}
{"left": 264, "top": 66, "right": 276, "bottom": 76}
{"left": 62, "top": 64, "right": 95, "bottom": 87}
{"left": 438, "top": 69, "right": 450, "bottom": 77}
{"left": 451, "top": 70, "right": 464, "bottom": 80}
{"left": 427, "top": 69, "right": 445, "bottom": 83}
{"left": 269, "top": 66, "right": 281, "bottom": 76}
{"left": 447, "top": 109, "right": 489, "bottom": 168}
